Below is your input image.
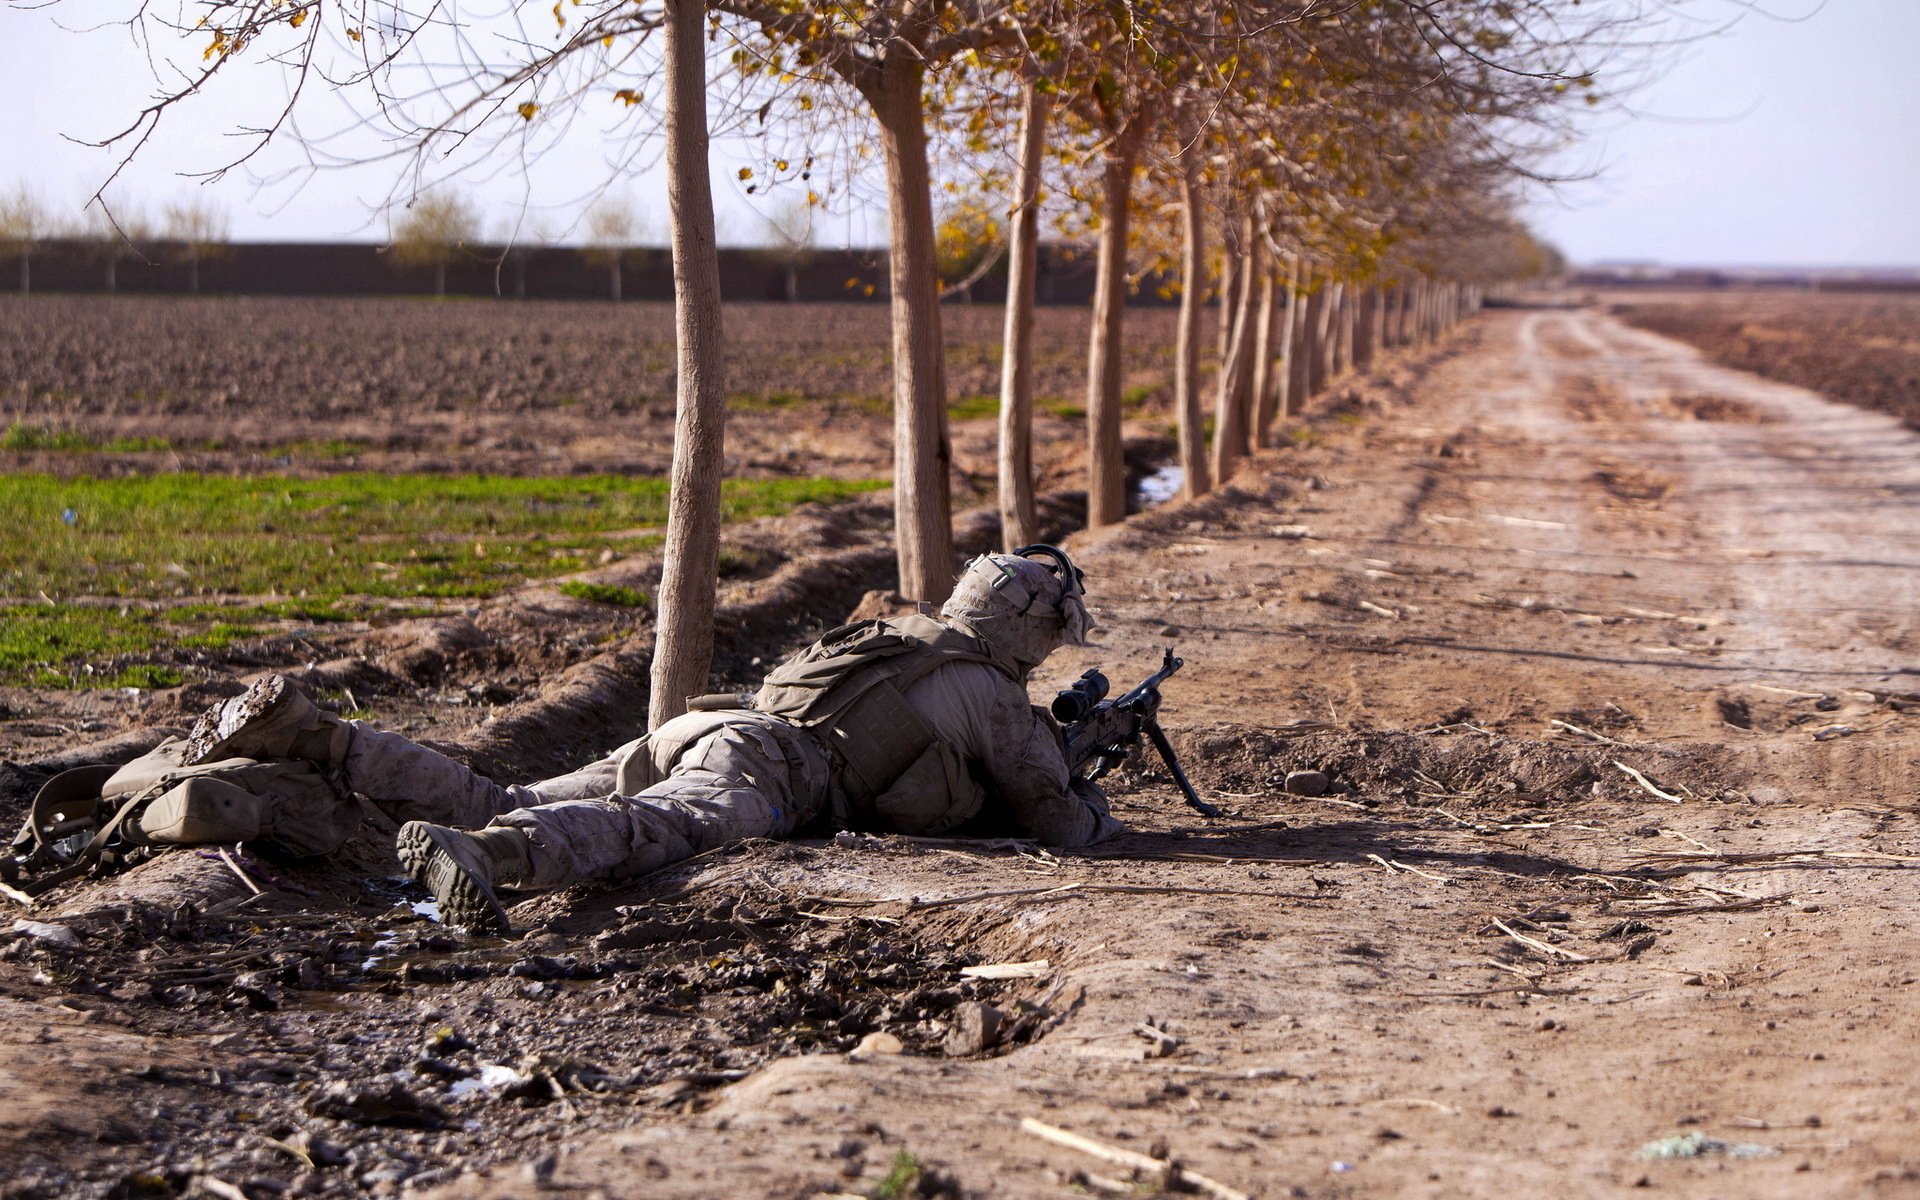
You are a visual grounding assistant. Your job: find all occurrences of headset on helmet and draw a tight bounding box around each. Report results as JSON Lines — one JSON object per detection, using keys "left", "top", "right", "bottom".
{"left": 1012, "top": 544, "right": 1086, "bottom": 599}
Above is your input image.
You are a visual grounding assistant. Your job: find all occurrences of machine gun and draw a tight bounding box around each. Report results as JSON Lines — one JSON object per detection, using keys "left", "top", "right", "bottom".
{"left": 1053, "top": 647, "right": 1220, "bottom": 818}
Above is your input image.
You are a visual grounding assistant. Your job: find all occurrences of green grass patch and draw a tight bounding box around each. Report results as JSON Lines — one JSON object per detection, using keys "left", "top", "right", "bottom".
{"left": 870, "top": 1152, "right": 923, "bottom": 1200}
{"left": 1041, "top": 398, "right": 1085, "bottom": 421}
{"left": 1123, "top": 383, "right": 1158, "bottom": 409}
{"left": 1, "top": 471, "right": 884, "bottom": 603}
{"left": 728, "top": 391, "right": 809, "bottom": 412}
{"left": 267, "top": 438, "right": 365, "bottom": 459}
{"left": 0, "top": 472, "right": 882, "bottom": 684}
{"left": 0, "top": 606, "right": 165, "bottom": 687}
{"left": 947, "top": 393, "right": 999, "bottom": 421}
{"left": 558, "top": 580, "right": 651, "bottom": 609}
{"left": 0, "top": 601, "right": 366, "bottom": 686}
{"left": 3, "top": 424, "right": 172, "bottom": 453}
{"left": 1332, "top": 409, "right": 1366, "bottom": 426}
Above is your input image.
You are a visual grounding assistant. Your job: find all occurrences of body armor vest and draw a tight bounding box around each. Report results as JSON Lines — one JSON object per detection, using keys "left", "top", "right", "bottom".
{"left": 753, "top": 614, "right": 1013, "bottom": 832}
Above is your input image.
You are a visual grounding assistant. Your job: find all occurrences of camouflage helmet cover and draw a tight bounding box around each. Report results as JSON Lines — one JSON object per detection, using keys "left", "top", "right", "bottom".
{"left": 940, "top": 544, "right": 1093, "bottom": 670}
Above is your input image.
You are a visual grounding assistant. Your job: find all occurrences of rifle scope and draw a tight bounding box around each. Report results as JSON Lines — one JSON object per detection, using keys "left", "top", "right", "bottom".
{"left": 1050, "top": 669, "right": 1110, "bottom": 724}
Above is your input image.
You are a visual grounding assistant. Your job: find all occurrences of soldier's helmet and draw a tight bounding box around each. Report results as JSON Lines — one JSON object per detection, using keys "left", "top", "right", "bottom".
{"left": 940, "top": 544, "right": 1093, "bottom": 672}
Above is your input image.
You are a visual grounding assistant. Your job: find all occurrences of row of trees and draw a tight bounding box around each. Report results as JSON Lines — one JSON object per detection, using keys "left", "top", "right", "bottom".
{"left": 0, "top": 186, "right": 723, "bottom": 301}
{"left": 0, "top": 189, "right": 231, "bottom": 295}
{"left": 59, "top": 0, "right": 1636, "bottom": 730}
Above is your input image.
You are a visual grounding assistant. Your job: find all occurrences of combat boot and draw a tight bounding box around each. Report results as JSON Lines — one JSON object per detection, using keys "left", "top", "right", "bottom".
{"left": 396, "top": 822, "right": 531, "bottom": 936}
{"left": 183, "top": 674, "right": 351, "bottom": 767}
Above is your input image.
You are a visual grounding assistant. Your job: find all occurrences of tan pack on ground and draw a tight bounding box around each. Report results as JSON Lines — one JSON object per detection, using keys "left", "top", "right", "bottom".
{"left": 109, "top": 737, "right": 361, "bottom": 857}
{"left": 3, "top": 737, "right": 363, "bottom": 899}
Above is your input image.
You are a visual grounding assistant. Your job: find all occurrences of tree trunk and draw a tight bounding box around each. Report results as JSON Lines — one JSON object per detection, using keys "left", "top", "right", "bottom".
{"left": 1289, "top": 279, "right": 1314, "bottom": 410}
{"left": 17, "top": 250, "right": 26, "bottom": 296}
{"left": 869, "top": 59, "right": 955, "bottom": 599}
{"left": 1084, "top": 119, "right": 1147, "bottom": 528}
{"left": 433, "top": 260, "right": 446, "bottom": 298}
{"left": 1249, "top": 265, "right": 1279, "bottom": 448}
{"left": 996, "top": 74, "right": 1048, "bottom": 550}
{"left": 610, "top": 257, "right": 623, "bottom": 303}
{"left": 783, "top": 262, "right": 799, "bottom": 302}
{"left": 1355, "top": 286, "right": 1380, "bottom": 371}
{"left": 1270, "top": 257, "right": 1299, "bottom": 425}
{"left": 1335, "top": 283, "right": 1354, "bottom": 376}
{"left": 648, "top": 0, "right": 728, "bottom": 732}
{"left": 1209, "top": 224, "right": 1260, "bottom": 486}
{"left": 1215, "top": 234, "right": 1239, "bottom": 371}
{"left": 189, "top": 252, "right": 200, "bottom": 296}
{"left": 1173, "top": 148, "right": 1212, "bottom": 501}
{"left": 1306, "top": 287, "right": 1332, "bottom": 396}
{"left": 105, "top": 256, "right": 116, "bottom": 295}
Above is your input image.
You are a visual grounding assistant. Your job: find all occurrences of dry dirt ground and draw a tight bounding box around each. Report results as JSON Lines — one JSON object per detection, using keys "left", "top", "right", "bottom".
{"left": 4, "top": 302, "right": 1920, "bottom": 1199}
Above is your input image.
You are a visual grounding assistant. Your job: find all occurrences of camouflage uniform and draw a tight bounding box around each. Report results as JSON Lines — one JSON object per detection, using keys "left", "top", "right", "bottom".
{"left": 186, "top": 546, "right": 1114, "bottom": 930}
{"left": 342, "top": 653, "right": 1113, "bottom": 889}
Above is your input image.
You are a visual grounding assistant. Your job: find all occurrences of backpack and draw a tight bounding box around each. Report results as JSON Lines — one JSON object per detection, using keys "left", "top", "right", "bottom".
{"left": 752, "top": 614, "right": 1010, "bottom": 832}
{"left": 2, "top": 737, "right": 361, "bottom": 900}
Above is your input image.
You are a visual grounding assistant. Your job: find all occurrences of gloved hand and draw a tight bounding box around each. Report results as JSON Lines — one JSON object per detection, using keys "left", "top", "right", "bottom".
{"left": 1070, "top": 776, "right": 1125, "bottom": 843}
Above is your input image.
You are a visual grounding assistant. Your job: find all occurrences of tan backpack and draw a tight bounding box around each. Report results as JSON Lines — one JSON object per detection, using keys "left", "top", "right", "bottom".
{"left": 3, "top": 737, "right": 361, "bottom": 899}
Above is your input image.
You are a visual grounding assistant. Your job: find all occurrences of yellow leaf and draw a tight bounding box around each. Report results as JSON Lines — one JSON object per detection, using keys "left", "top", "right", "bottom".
{"left": 346, "top": 26, "right": 362, "bottom": 41}
{"left": 807, "top": 190, "right": 820, "bottom": 206}
{"left": 774, "top": 159, "right": 789, "bottom": 172}
{"left": 289, "top": 8, "right": 307, "bottom": 28}
{"left": 602, "top": 34, "right": 613, "bottom": 46}
{"left": 517, "top": 101, "right": 538, "bottom": 121}
{"left": 613, "top": 88, "right": 642, "bottom": 107}
{"left": 737, "top": 167, "right": 753, "bottom": 180}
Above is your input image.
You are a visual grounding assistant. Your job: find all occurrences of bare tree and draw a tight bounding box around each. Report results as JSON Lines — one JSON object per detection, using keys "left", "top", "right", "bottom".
{"left": 391, "top": 192, "right": 479, "bottom": 298}
{"left": 493, "top": 216, "right": 555, "bottom": 301}
{"left": 995, "top": 67, "right": 1049, "bottom": 550}
{"left": 163, "top": 194, "right": 230, "bottom": 295}
{"left": 758, "top": 196, "right": 817, "bottom": 303}
{"left": 585, "top": 198, "right": 639, "bottom": 302}
{"left": 0, "top": 185, "right": 51, "bottom": 296}
{"left": 649, "top": 0, "right": 728, "bottom": 730}
{"left": 1169, "top": 117, "right": 1213, "bottom": 500}
{"left": 87, "top": 200, "right": 152, "bottom": 295}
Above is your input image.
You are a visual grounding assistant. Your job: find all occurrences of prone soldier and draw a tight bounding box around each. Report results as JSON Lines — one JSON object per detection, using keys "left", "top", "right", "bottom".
{"left": 174, "top": 545, "right": 1122, "bottom": 933}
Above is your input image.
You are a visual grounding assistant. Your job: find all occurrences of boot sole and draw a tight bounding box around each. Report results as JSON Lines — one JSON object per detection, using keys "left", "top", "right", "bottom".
{"left": 396, "top": 823, "right": 512, "bottom": 936}
{"left": 184, "top": 674, "right": 301, "bottom": 766}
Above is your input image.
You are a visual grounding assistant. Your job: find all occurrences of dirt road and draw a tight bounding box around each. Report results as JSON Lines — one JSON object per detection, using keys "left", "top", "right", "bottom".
{"left": 4, "top": 304, "right": 1917, "bottom": 1199}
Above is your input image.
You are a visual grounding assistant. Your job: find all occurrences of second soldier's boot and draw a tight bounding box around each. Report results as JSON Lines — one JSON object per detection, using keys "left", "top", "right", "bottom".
{"left": 395, "top": 822, "right": 532, "bottom": 936}
{"left": 184, "top": 674, "right": 351, "bottom": 767}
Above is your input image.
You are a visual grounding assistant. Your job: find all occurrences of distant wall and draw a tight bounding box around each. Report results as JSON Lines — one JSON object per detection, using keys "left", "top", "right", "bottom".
{"left": 8, "top": 240, "right": 1173, "bottom": 305}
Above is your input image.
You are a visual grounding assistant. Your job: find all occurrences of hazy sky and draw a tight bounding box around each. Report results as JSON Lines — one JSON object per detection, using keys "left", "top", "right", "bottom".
{"left": 1, "top": 0, "right": 1913, "bottom": 267}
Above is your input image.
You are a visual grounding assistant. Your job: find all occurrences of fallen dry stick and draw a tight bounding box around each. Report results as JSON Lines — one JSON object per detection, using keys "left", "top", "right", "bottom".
{"left": 1613, "top": 761, "right": 1683, "bottom": 804}
{"left": 216, "top": 847, "right": 264, "bottom": 896}
{"left": 902, "top": 882, "right": 1325, "bottom": 912}
{"left": 1629, "top": 849, "right": 1920, "bottom": 866}
{"left": 1491, "top": 917, "right": 1592, "bottom": 963}
{"left": 1018, "top": 1117, "right": 1251, "bottom": 1200}
{"left": 1550, "top": 718, "right": 1627, "bottom": 746}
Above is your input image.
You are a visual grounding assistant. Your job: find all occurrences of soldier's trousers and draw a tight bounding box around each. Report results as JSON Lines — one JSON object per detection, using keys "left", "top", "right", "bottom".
{"left": 340, "top": 712, "right": 832, "bottom": 889}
